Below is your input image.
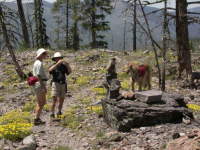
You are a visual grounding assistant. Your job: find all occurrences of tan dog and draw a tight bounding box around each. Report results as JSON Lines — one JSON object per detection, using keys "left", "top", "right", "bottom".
{"left": 126, "top": 63, "right": 151, "bottom": 91}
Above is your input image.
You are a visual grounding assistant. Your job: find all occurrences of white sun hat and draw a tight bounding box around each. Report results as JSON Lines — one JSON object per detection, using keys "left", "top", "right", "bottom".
{"left": 52, "top": 52, "right": 63, "bottom": 60}
{"left": 36, "top": 48, "right": 47, "bottom": 58}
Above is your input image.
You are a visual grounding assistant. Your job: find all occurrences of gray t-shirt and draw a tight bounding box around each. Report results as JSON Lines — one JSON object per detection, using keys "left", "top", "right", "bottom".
{"left": 33, "top": 60, "right": 47, "bottom": 80}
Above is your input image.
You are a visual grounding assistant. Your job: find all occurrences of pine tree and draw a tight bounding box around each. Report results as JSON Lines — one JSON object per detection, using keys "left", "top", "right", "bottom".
{"left": 71, "top": 0, "right": 81, "bottom": 50}
{"left": 52, "top": 0, "right": 81, "bottom": 50}
{"left": 34, "top": 0, "right": 49, "bottom": 48}
{"left": 52, "top": 0, "right": 71, "bottom": 49}
{"left": 81, "top": 0, "right": 112, "bottom": 49}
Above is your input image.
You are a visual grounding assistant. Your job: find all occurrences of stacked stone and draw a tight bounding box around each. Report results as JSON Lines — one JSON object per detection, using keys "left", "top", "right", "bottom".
{"left": 102, "top": 87, "right": 193, "bottom": 132}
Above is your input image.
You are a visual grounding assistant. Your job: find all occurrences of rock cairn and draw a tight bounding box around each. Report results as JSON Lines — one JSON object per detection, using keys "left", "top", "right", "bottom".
{"left": 102, "top": 80, "right": 193, "bottom": 132}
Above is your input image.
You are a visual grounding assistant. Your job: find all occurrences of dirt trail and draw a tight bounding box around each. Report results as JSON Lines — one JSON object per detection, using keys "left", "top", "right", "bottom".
{"left": 33, "top": 77, "right": 106, "bottom": 150}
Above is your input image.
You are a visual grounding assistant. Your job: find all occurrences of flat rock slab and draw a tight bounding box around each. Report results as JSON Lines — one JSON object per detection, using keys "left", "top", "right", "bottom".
{"left": 102, "top": 98, "right": 192, "bottom": 132}
{"left": 135, "top": 90, "right": 163, "bottom": 104}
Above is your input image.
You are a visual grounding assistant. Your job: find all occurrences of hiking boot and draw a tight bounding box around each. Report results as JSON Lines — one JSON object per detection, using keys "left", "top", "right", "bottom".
{"left": 57, "top": 111, "right": 62, "bottom": 118}
{"left": 34, "top": 118, "right": 46, "bottom": 125}
{"left": 50, "top": 113, "right": 55, "bottom": 118}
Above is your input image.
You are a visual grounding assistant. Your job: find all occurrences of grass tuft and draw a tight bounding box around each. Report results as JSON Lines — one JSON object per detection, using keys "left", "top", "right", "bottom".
{"left": 54, "top": 146, "right": 73, "bottom": 150}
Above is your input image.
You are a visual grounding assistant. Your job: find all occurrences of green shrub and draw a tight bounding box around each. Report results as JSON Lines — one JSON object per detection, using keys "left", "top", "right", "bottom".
{"left": 22, "top": 101, "right": 35, "bottom": 112}
{"left": 79, "top": 97, "right": 92, "bottom": 105}
{"left": 118, "top": 72, "right": 129, "bottom": 80}
{"left": 43, "top": 104, "right": 51, "bottom": 112}
{"left": 0, "top": 96, "right": 4, "bottom": 102}
{"left": 96, "top": 130, "right": 105, "bottom": 138}
{"left": 62, "top": 107, "right": 84, "bottom": 130}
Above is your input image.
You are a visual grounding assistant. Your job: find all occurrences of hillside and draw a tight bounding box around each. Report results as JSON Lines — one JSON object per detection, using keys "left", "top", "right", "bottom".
{"left": 3, "top": 1, "right": 200, "bottom": 50}
{"left": 1, "top": 49, "right": 200, "bottom": 149}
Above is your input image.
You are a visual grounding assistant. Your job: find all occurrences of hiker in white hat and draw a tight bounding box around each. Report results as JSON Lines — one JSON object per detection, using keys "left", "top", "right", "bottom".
{"left": 32, "top": 48, "right": 48, "bottom": 125}
{"left": 49, "top": 52, "right": 72, "bottom": 118}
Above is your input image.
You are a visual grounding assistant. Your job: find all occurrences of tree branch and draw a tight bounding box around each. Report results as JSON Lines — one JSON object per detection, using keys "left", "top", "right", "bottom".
{"left": 187, "top": 1, "right": 200, "bottom": 5}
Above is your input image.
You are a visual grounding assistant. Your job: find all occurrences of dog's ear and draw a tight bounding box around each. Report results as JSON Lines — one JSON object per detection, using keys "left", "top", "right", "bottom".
{"left": 125, "top": 63, "right": 133, "bottom": 74}
{"left": 128, "top": 63, "right": 133, "bottom": 69}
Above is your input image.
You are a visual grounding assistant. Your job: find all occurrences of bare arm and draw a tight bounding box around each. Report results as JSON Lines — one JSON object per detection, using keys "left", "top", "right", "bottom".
{"left": 48, "top": 60, "right": 64, "bottom": 72}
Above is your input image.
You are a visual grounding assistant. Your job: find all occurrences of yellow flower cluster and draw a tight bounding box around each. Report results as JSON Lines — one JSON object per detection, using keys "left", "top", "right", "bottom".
{"left": 76, "top": 76, "right": 92, "bottom": 86}
{"left": 87, "top": 105, "right": 103, "bottom": 115}
{"left": 0, "top": 110, "right": 33, "bottom": 141}
{"left": 187, "top": 104, "right": 200, "bottom": 111}
{"left": 0, "top": 122, "right": 32, "bottom": 141}
{"left": 92, "top": 87, "right": 106, "bottom": 95}
{"left": 121, "top": 80, "right": 130, "bottom": 90}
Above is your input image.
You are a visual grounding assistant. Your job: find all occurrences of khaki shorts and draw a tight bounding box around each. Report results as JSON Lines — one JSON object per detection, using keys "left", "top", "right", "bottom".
{"left": 52, "top": 82, "right": 66, "bottom": 99}
{"left": 32, "top": 82, "right": 47, "bottom": 96}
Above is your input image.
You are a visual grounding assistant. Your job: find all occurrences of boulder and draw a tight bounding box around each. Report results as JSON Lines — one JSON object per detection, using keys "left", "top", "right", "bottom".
{"left": 102, "top": 92, "right": 193, "bottom": 132}
{"left": 17, "top": 135, "right": 36, "bottom": 150}
{"left": 161, "top": 93, "right": 186, "bottom": 107}
{"left": 0, "top": 84, "right": 4, "bottom": 90}
{"left": 85, "top": 54, "right": 100, "bottom": 62}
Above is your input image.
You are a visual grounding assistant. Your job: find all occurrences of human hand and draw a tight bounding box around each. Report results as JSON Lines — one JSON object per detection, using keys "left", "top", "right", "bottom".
{"left": 57, "top": 59, "right": 64, "bottom": 65}
{"left": 63, "top": 61, "right": 69, "bottom": 66}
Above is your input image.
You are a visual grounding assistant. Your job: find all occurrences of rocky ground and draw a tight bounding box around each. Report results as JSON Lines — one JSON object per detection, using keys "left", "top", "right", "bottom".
{"left": 0, "top": 49, "right": 200, "bottom": 150}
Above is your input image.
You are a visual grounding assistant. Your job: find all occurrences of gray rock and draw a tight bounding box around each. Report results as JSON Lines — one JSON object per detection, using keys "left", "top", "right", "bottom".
{"left": 0, "top": 85, "right": 4, "bottom": 90}
{"left": 143, "top": 50, "right": 150, "bottom": 54}
{"left": 18, "top": 135, "right": 36, "bottom": 150}
{"left": 162, "top": 93, "right": 186, "bottom": 107}
{"left": 0, "top": 139, "right": 5, "bottom": 149}
{"left": 135, "top": 90, "right": 163, "bottom": 104}
{"left": 102, "top": 92, "right": 193, "bottom": 132}
{"left": 108, "top": 133, "right": 123, "bottom": 142}
{"left": 3, "top": 146, "right": 10, "bottom": 150}
{"left": 182, "top": 117, "right": 191, "bottom": 125}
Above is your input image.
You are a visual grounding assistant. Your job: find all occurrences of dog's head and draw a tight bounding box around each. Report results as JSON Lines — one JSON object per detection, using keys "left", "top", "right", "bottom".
{"left": 125, "top": 63, "right": 138, "bottom": 75}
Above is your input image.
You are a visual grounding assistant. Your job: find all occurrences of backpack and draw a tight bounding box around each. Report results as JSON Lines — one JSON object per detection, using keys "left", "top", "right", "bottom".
{"left": 27, "top": 72, "right": 39, "bottom": 86}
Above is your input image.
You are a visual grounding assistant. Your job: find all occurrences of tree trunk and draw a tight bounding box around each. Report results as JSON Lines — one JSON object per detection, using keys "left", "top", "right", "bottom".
{"left": 0, "top": 5, "right": 26, "bottom": 79}
{"left": 72, "top": 20, "right": 79, "bottom": 50}
{"left": 66, "top": 0, "right": 69, "bottom": 49}
{"left": 91, "top": 0, "right": 96, "bottom": 49}
{"left": 34, "top": 0, "right": 39, "bottom": 47}
{"left": 27, "top": 13, "right": 34, "bottom": 48}
{"left": 161, "top": 0, "right": 168, "bottom": 91}
{"left": 133, "top": 0, "right": 137, "bottom": 51}
{"left": 123, "top": 19, "right": 126, "bottom": 51}
{"left": 16, "top": 0, "right": 30, "bottom": 48}
{"left": 176, "top": 0, "right": 192, "bottom": 78}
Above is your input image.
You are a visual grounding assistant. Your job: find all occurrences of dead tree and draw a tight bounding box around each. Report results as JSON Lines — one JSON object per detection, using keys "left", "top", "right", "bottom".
{"left": 161, "top": 0, "right": 168, "bottom": 91}
{"left": 0, "top": 4, "right": 26, "bottom": 79}
{"left": 138, "top": 0, "right": 162, "bottom": 88}
{"left": 176, "top": 0, "right": 192, "bottom": 78}
{"left": 133, "top": 0, "right": 137, "bottom": 51}
{"left": 16, "top": 0, "right": 30, "bottom": 48}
